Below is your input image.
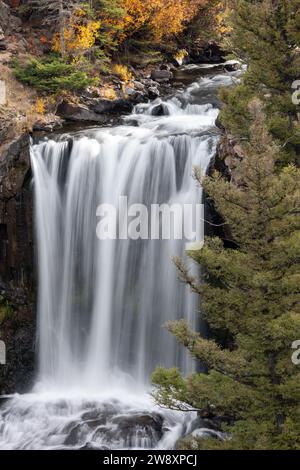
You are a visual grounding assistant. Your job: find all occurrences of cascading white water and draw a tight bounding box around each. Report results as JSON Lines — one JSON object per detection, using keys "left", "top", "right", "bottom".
{"left": 32, "top": 102, "right": 218, "bottom": 393}
{"left": 0, "top": 71, "right": 238, "bottom": 450}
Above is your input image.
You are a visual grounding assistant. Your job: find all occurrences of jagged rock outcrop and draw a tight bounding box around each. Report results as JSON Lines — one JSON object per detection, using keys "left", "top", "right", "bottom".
{"left": 0, "top": 1, "right": 22, "bottom": 36}
{"left": 204, "top": 131, "right": 246, "bottom": 254}
{"left": 0, "top": 133, "right": 33, "bottom": 287}
{"left": 0, "top": 2, "right": 10, "bottom": 32}
{"left": 214, "top": 133, "right": 245, "bottom": 187}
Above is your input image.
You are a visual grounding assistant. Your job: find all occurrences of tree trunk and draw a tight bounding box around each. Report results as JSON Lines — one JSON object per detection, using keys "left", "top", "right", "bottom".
{"left": 59, "top": 0, "right": 65, "bottom": 57}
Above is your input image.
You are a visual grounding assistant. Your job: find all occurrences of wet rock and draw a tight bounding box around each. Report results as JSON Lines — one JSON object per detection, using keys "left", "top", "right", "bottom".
{"left": 110, "top": 412, "right": 164, "bottom": 444}
{"left": 223, "top": 60, "right": 240, "bottom": 72}
{"left": 56, "top": 101, "right": 109, "bottom": 123}
{"left": 64, "top": 423, "right": 92, "bottom": 446}
{"left": 123, "top": 86, "right": 145, "bottom": 103}
{"left": 63, "top": 408, "right": 164, "bottom": 449}
{"left": 148, "top": 87, "right": 160, "bottom": 99}
{"left": 188, "top": 415, "right": 221, "bottom": 434}
{"left": 150, "top": 103, "right": 170, "bottom": 116}
{"left": 92, "top": 98, "right": 133, "bottom": 115}
{"left": 81, "top": 410, "right": 104, "bottom": 421}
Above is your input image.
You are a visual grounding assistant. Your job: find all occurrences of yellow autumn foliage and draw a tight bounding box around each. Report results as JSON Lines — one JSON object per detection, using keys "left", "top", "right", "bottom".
{"left": 119, "top": 0, "right": 211, "bottom": 42}
{"left": 112, "top": 64, "right": 133, "bottom": 82}
{"left": 33, "top": 97, "right": 45, "bottom": 115}
{"left": 100, "top": 85, "right": 117, "bottom": 100}
{"left": 53, "top": 9, "right": 101, "bottom": 55}
{"left": 174, "top": 49, "right": 188, "bottom": 64}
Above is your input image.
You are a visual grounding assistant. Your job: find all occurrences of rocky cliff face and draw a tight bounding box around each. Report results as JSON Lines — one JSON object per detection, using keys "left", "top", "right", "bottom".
{"left": 0, "top": 133, "right": 35, "bottom": 394}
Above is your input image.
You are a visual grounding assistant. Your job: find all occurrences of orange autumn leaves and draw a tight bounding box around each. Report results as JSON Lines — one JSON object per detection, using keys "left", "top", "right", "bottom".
{"left": 52, "top": 1, "right": 222, "bottom": 56}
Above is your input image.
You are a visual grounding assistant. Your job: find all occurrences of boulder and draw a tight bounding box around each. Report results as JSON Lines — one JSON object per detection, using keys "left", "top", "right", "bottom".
{"left": 32, "top": 118, "right": 63, "bottom": 133}
{"left": 150, "top": 103, "right": 169, "bottom": 116}
{"left": 112, "top": 413, "right": 163, "bottom": 439}
{"left": 132, "top": 80, "right": 146, "bottom": 92}
{"left": 141, "top": 78, "right": 160, "bottom": 88}
{"left": 148, "top": 87, "right": 160, "bottom": 99}
{"left": 56, "top": 101, "right": 109, "bottom": 123}
{"left": 223, "top": 60, "right": 240, "bottom": 72}
{"left": 92, "top": 98, "right": 133, "bottom": 115}
{"left": 123, "top": 86, "right": 146, "bottom": 104}
{"left": 63, "top": 403, "right": 164, "bottom": 449}
{"left": 151, "top": 69, "right": 173, "bottom": 81}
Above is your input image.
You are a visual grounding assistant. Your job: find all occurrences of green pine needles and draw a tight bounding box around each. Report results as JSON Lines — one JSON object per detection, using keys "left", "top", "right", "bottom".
{"left": 220, "top": 0, "right": 300, "bottom": 165}
{"left": 12, "top": 55, "right": 96, "bottom": 93}
{"left": 152, "top": 2, "right": 300, "bottom": 450}
{"left": 152, "top": 99, "right": 300, "bottom": 450}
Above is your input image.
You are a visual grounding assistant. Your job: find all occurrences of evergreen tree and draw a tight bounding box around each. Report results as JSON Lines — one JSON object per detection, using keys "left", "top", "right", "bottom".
{"left": 12, "top": 55, "right": 95, "bottom": 92}
{"left": 152, "top": 100, "right": 300, "bottom": 449}
{"left": 220, "top": 0, "right": 300, "bottom": 165}
{"left": 92, "top": 0, "right": 126, "bottom": 54}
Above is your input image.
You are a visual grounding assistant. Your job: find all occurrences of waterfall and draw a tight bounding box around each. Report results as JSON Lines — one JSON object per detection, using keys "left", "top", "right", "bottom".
{"left": 0, "top": 71, "right": 236, "bottom": 450}
{"left": 31, "top": 101, "right": 218, "bottom": 393}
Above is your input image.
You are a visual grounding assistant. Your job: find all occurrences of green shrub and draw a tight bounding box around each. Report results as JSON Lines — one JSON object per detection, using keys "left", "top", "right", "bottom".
{"left": 12, "top": 55, "right": 96, "bottom": 93}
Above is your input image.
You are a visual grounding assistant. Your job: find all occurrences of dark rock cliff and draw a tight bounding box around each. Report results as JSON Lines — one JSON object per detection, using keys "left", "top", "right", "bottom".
{"left": 0, "top": 132, "right": 36, "bottom": 394}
